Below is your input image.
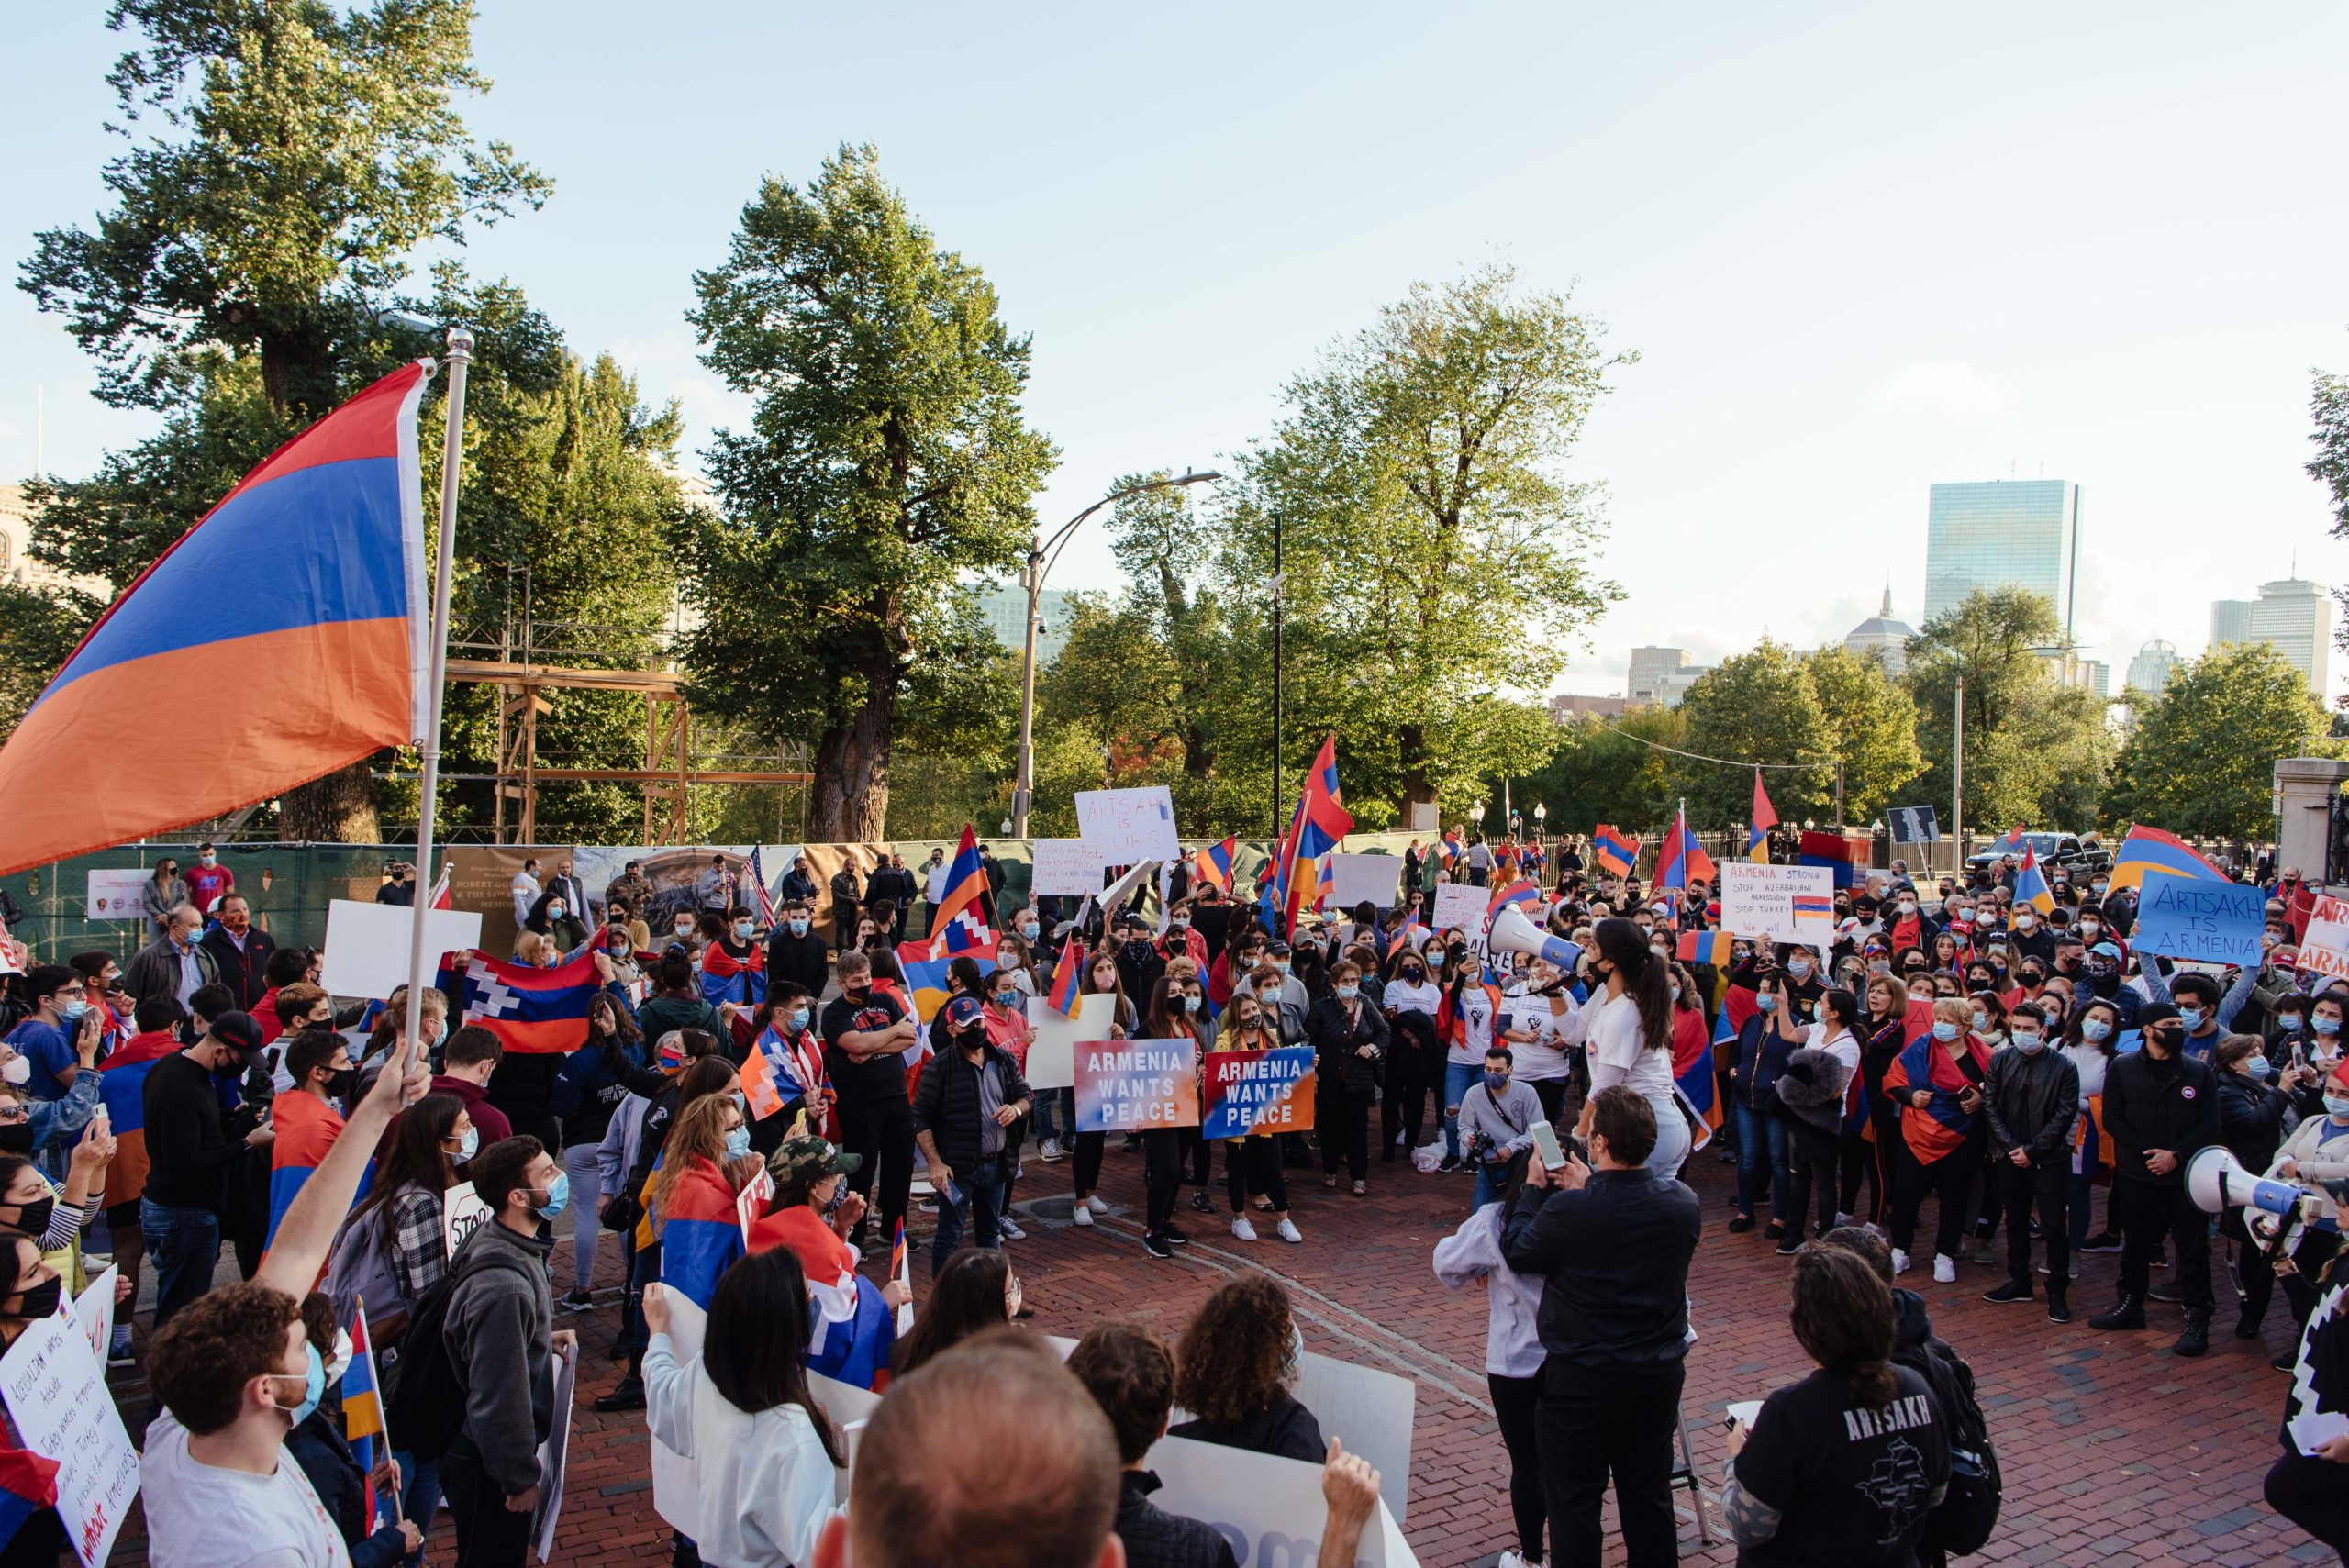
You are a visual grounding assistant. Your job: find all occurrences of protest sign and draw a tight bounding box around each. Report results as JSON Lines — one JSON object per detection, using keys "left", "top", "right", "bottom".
{"left": 1721, "top": 862, "right": 1835, "bottom": 952}
{"left": 1327, "top": 853, "right": 1401, "bottom": 913}
{"left": 1201, "top": 1047, "right": 1318, "bottom": 1138}
{"left": 1150, "top": 1434, "right": 1405, "bottom": 1568}
{"left": 1074, "top": 786, "right": 1181, "bottom": 863}
{"left": 532, "top": 1340, "right": 577, "bottom": 1562}
{"left": 443, "top": 1180, "right": 493, "bottom": 1258}
{"left": 1074, "top": 1040, "right": 1200, "bottom": 1132}
{"left": 1431, "top": 883, "right": 1486, "bottom": 940}
{"left": 317, "top": 897, "right": 484, "bottom": 999}
{"left": 1887, "top": 805, "right": 1940, "bottom": 843}
{"left": 0, "top": 1315, "right": 138, "bottom": 1568}
{"left": 1292, "top": 1347, "right": 1417, "bottom": 1521}
{"left": 2132, "top": 870, "right": 2265, "bottom": 967}
{"left": 1030, "top": 838, "right": 1108, "bottom": 897}
{"left": 651, "top": 1296, "right": 704, "bottom": 1538}
{"left": 83, "top": 870, "right": 149, "bottom": 922}
{"left": 1025, "top": 992, "right": 1113, "bottom": 1092}
{"left": 70, "top": 1268, "right": 117, "bottom": 1368}
{"left": 2298, "top": 895, "right": 2349, "bottom": 984}
{"left": 735, "top": 1164, "right": 774, "bottom": 1243}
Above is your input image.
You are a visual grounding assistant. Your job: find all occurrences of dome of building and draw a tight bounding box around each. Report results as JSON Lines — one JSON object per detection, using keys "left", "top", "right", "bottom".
{"left": 1842, "top": 586, "right": 1917, "bottom": 674}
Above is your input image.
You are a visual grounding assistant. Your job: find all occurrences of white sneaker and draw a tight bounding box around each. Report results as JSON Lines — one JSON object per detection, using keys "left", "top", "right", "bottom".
{"left": 1275, "top": 1218, "right": 1303, "bottom": 1244}
{"left": 1891, "top": 1248, "right": 1910, "bottom": 1275}
{"left": 1230, "top": 1216, "right": 1258, "bottom": 1241}
{"left": 1039, "top": 1138, "right": 1063, "bottom": 1163}
{"left": 1085, "top": 1195, "right": 1109, "bottom": 1216}
{"left": 1932, "top": 1253, "right": 1957, "bottom": 1284}
{"left": 1498, "top": 1553, "right": 1542, "bottom": 1568}
{"left": 1072, "top": 1204, "right": 1094, "bottom": 1228}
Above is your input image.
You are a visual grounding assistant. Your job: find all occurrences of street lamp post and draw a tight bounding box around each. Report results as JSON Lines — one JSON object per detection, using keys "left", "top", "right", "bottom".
{"left": 1011, "top": 470, "right": 1220, "bottom": 838}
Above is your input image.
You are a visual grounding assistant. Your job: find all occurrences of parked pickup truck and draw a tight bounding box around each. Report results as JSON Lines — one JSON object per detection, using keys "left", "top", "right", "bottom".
{"left": 1964, "top": 831, "right": 2112, "bottom": 880}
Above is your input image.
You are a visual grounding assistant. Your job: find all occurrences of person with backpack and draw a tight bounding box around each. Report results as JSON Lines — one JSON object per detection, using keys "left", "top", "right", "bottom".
{"left": 436, "top": 1134, "right": 575, "bottom": 1568}
{"left": 1719, "top": 1247, "right": 1952, "bottom": 1567}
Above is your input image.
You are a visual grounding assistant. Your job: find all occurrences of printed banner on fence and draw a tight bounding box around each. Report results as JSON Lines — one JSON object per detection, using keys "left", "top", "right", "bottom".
{"left": 1327, "top": 853, "right": 1401, "bottom": 913}
{"left": 1074, "top": 786, "right": 1182, "bottom": 864}
{"left": 83, "top": 870, "right": 149, "bottom": 922}
{"left": 1030, "top": 838, "right": 1108, "bottom": 897}
{"left": 2131, "top": 869, "right": 2265, "bottom": 967}
{"left": 1431, "top": 882, "right": 1488, "bottom": 940}
{"left": 1201, "top": 1047, "right": 1318, "bottom": 1138}
{"left": 1073, "top": 1039, "right": 1200, "bottom": 1132}
{"left": 1720, "top": 862, "right": 1835, "bottom": 952}
{"left": 0, "top": 1314, "right": 138, "bottom": 1568}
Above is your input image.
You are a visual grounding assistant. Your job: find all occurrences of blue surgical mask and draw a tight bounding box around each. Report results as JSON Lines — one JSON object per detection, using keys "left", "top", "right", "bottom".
{"left": 1334, "top": 985, "right": 1358, "bottom": 1003}
{"left": 455, "top": 1128, "right": 479, "bottom": 1162}
{"left": 724, "top": 1127, "right": 752, "bottom": 1161}
{"left": 1757, "top": 994, "right": 1778, "bottom": 1013}
{"left": 2013, "top": 1031, "right": 2045, "bottom": 1053}
{"left": 2082, "top": 1018, "right": 2112, "bottom": 1042}
{"left": 273, "top": 1342, "right": 326, "bottom": 1427}
{"left": 2179, "top": 1007, "right": 2205, "bottom": 1031}
{"left": 734, "top": 920, "right": 754, "bottom": 940}
{"left": 1933, "top": 1020, "right": 1962, "bottom": 1042}
{"left": 787, "top": 919, "right": 808, "bottom": 936}
{"left": 1185, "top": 994, "right": 1204, "bottom": 1014}
{"left": 1970, "top": 1012, "right": 1988, "bottom": 1033}
{"left": 2320, "top": 1015, "right": 2343, "bottom": 1037}
{"left": 1020, "top": 922, "right": 1039, "bottom": 940}
{"left": 2242, "top": 1055, "right": 2270, "bottom": 1080}
{"left": 1786, "top": 959, "right": 1812, "bottom": 979}
{"left": 548, "top": 904, "right": 566, "bottom": 920}
{"left": 2327, "top": 1095, "right": 2349, "bottom": 1122}
{"left": 58, "top": 999, "right": 88, "bottom": 1023}
{"left": 534, "top": 1172, "right": 571, "bottom": 1222}
{"left": 787, "top": 1008, "right": 810, "bottom": 1032}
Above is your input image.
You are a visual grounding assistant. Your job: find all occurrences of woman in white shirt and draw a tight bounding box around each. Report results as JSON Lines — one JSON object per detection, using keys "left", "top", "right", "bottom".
{"left": 1500, "top": 964, "right": 1574, "bottom": 1125}
{"left": 1573, "top": 918, "right": 1690, "bottom": 1179}
{"left": 643, "top": 1248, "right": 844, "bottom": 1568}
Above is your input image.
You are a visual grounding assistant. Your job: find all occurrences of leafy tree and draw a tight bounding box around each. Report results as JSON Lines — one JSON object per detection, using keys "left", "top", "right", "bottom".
{"left": 1519, "top": 706, "right": 1682, "bottom": 835}
{"left": 17, "top": 0, "right": 546, "bottom": 840}
{"left": 1671, "top": 641, "right": 1837, "bottom": 827}
{"left": 1230, "top": 265, "right": 1630, "bottom": 817}
{"left": 1799, "top": 645, "right": 1924, "bottom": 822}
{"left": 683, "top": 144, "right": 1058, "bottom": 840}
{"left": 2104, "top": 642, "right": 2336, "bottom": 839}
{"left": 2313, "top": 363, "right": 2349, "bottom": 539}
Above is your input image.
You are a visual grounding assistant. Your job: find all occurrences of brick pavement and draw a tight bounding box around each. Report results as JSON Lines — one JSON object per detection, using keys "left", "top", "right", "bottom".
{"left": 105, "top": 1140, "right": 2323, "bottom": 1566}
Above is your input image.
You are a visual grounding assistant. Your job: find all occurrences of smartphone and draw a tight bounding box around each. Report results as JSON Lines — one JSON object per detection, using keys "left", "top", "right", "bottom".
{"left": 1529, "top": 1119, "right": 1564, "bottom": 1170}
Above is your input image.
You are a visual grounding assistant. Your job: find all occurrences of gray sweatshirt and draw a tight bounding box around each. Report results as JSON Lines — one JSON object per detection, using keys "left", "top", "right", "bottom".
{"left": 1458, "top": 1077, "right": 1543, "bottom": 1162}
{"left": 445, "top": 1215, "right": 557, "bottom": 1496}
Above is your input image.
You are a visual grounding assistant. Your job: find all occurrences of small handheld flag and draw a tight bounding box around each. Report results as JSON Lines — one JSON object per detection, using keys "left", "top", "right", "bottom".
{"left": 2014, "top": 843, "right": 2056, "bottom": 917}
{"left": 1188, "top": 836, "right": 1238, "bottom": 894}
{"left": 1592, "top": 825, "right": 1641, "bottom": 878}
{"left": 346, "top": 1305, "right": 393, "bottom": 1528}
{"left": 1748, "top": 771, "right": 1777, "bottom": 863}
{"left": 1046, "top": 933, "right": 1084, "bottom": 1016}
{"left": 1677, "top": 929, "right": 1731, "bottom": 966}
{"left": 891, "top": 1218, "right": 914, "bottom": 1335}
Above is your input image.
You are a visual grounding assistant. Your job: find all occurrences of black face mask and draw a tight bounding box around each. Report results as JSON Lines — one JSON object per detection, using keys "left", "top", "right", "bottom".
{"left": 7, "top": 1276, "right": 60, "bottom": 1322}
{"left": 0, "top": 1126, "right": 31, "bottom": 1156}
{"left": 328, "top": 1069, "right": 359, "bottom": 1103}
{"left": 6, "top": 1195, "right": 52, "bottom": 1238}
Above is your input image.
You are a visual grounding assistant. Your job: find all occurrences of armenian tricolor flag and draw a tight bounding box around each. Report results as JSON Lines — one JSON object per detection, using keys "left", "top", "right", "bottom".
{"left": 2108, "top": 824, "right": 2227, "bottom": 893}
{"left": 1386, "top": 917, "right": 1430, "bottom": 962}
{"left": 1677, "top": 929, "right": 1731, "bottom": 966}
{"left": 1046, "top": 933, "right": 1085, "bottom": 1015}
{"left": 1592, "top": 825, "right": 1641, "bottom": 878}
{"left": 660, "top": 1159, "right": 748, "bottom": 1310}
{"left": 1885, "top": 1034, "right": 1989, "bottom": 1164}
{"left": 97, "top": 1029, "right": 183, "bottom": 1215}
{"left": 265, "top": 1091, "right": 345, "bottom": 1248}
{"left": 699, "top": 941, "right": 766, "bottom": 1008}
{"left": 0, "top": 1450, "right": 59, "bottom": 1555}
{"left": 1796, "top": 828, "right": 1865, "bottom": 889}
{"left": 918, "top": 825, "right": 996, "bottom": 961}
{"left": 345, "top": 1305, "right": 391, "bottom": 1528}
{"left": 1656, "top": 805, "right": 1716, "bottom": 892}
{"left": 2014, "top": 843, "right": 2056, "bottom": 917}
{"left": 1188, "top": 837, "right": 1238, "bottom": 894}
{"left": 1273, "top": 735, "right": 1354, "bottom": 933}
{"left": 1748, "top": 771, "right": 1777, "bottom": 863}
{"left": 1441, "top": 830, "right": 1464, "bottom": 864}
{"left": 437, "top": 948, "right": 598, "bottom": 1053}
{"left": 0, "top": 362, "right": 434, "bottom": 876}
{"left": 1486, "top": 878, "right": 1541, "bottom": 921}
{"left": 1672, "top": 1049, "right": 1721, "bottom": 1150}
{"left": 1986, "top": 826, "right": 2028, "bottom": 856}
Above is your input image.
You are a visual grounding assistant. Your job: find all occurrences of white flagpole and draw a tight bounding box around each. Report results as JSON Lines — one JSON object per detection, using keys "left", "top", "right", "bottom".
{"left": 404, "top": 327, "right": 473, "bottom": 1066}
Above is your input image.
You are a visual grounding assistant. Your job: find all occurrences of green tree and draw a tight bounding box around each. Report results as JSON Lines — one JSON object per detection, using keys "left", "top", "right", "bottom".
{"left": 2104, "top": 642, "right": 2335, "bottom": 839}
{"left": 2313, "top": 361, "right": 2349, "bottom": 537}
{"left": 1230, "top": 265, "right": 1630, "bottom": 817}
{"left": 1671, "top": 641, "right": 1837, "bottom": 827}
{"left": 18, "top": 0, "right": 546, "bottom": 839}
{"left": 682, "top": 144, "right": 1058, "bottom": 840}
{"left": 1800, "top": 645, "right": 1924, "bottom": 821}
{"left": 1519, "top": 706, "right": 1681, "bottom": 835}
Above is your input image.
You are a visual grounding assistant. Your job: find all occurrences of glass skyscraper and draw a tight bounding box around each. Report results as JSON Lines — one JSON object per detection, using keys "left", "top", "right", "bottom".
{"left": 1922, "top": 479, "right": 2081, "bottom": 633}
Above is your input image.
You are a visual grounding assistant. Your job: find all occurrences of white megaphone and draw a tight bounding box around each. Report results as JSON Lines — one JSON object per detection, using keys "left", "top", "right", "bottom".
{"left": 1488, "top": 907, "right": 1584, "bottom": 973}
{"left": 2185, "top": 1145, "right": 2302, "bottom": 1220}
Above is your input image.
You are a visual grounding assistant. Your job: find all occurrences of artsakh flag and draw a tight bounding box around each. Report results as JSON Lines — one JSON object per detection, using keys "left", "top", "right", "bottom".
{"left": 1046, "top": 933, "right": 1085, "bottom": 1016}
{"left": 1591, "top": 825, "right": 1641, "bottom": 878}
{"left": 98, "top": 1029, "right": 183, "bottom": 1212}
{"left": 265, "top": 1091, "right": 345, "bottom": 1248}
{"left": 1188, "top": 837, "right": 1238, "bottom": 894}
{"left": 918, "top": 825, "right": 996, "bottom": 961}
{"left": 659, "top": 1159, "right": 748, "bottom": 1310}
{"left": 437, "top": 948, "right": 597, "bottom": 1053}
{"left": 1274, "top": 734, "right": 1354, "bottom": 932}
{"left": 0, "top": 1450, "right": 59, "bottom": 1555}
{"left": 0, "top": 363, "right": 434, "bottom": 875}
{"left": 1748, "top": 771, "right": 1777, "bottom": 863}
{"left": 345, "top": 1305, "right": 390, "bottom": 1528}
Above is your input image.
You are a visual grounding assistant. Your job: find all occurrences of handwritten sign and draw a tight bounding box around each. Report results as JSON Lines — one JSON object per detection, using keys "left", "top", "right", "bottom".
{"left": 1201, "top": 1048, "right": 1318, "bottom": 1138}
{"left": 1721, "top": 862, "right": 1835, "bottom": 952}
{"left": 2132, "top": 870, "right": 2264, "bottom": 967}
{"left": 0, "top": 1315, "right": 138, "bottom": 1568}
{"left": 1030, "top": 839, "right": 1108, "bottom": 897}
{"left": 1431, "top": 883, "right": 1487, "bottom": 940}
{"left": 1074, "top": 787, "right": 1181, "bottom": 864}
{"left": 70, "top": 1268, "right": 117, "bottom": 1368}
{"left": 83, "top": 871, "right": 150, "bottom": 922}
{"left": 442, "top": 1180, "right": 492, "bottom": 1259}
{"left": 1073, "top": 1039, "right": 1200, "bottom": 1132}
{"left": 2299, "top": 895, "right": 2349, "bottom": 984}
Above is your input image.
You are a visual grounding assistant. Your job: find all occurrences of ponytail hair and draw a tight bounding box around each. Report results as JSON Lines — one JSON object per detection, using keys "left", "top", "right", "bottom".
{"left": 1593, "top": 917, "right": 1671, "bottom": 1051}
{"left": 1789, "top": 1246, "right": 1898, "bottom": 1409}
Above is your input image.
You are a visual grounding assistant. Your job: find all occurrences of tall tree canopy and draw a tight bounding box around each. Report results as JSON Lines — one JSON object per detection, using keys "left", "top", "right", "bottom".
{"left": 2105, "top": 642, "right": 2336, "bottom": 840}
{"left": 683, "top": 144, "right": 1058, "bottom": 840}
{"left": 1670, "top": 641, "right": 1839, "bottom": 826}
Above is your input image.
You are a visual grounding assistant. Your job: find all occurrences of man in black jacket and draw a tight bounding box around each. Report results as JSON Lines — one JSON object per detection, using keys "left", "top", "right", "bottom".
{"left": 1980, "top": 1000, "right": 2081, "bottom": 1319}
{"left": 1504, "top": 1086, "right": 1702, "bottom": 1568}
{"left": 140, "top": 1009, "right": 273, "bottom": 1327}
{"left": 765, "top": 898, "right": 830, "bottom": 997}
{"left": 913, "top": 995, "right": 1031, "bottom": 1273}
{"left": 2091, "top": 1002, "right": 2222, "bottom": 1354}
{"left": 829, "top": 863, "right": 863, "bottom": 954}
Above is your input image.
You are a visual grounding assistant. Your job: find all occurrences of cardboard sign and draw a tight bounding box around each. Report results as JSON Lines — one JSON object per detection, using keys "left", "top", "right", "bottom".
{"left": 1720, "top": 862, "right": 1835, "bottom": 952}
{"left": 0, "top": 1315, "right": 138, "bottom": 1568}
{"left": 83, "top": 870, "right": 150, "bottom": 922}
{"left": 1030, "top": 838, "right": 1108, "bottom": 897}
{"left": 1431, "top": 882, "right": 1487, "bottom": 940}
{"left": 2298, "top": 895, "right": 2349, "bottom": 984}
{"left": 1150, "top": 1434, "right": 1404, "bottom": 1568}
{"left": 1886, "top": 805, "right": 1940, "bottom": 844}
{"left": 734, "top": 1165, "right": 774, "bottom": 1243}
{"left": 531, "top": 1341, "right": 577, "bottom": 1562}
{"left": 1201, "top": 1047, "right": 1318, "bottom": 1138}
{"left": 2132, "top": 870, "right": 2264, "bottom": 967}
{"left": 1074, "top": 786, "right": 1182, "bottom": 863}
{"left": 1327, "top": 853, "right": 1401, "bottom": 913}
{"left": 651, "top": 1296, "right": 704, "bottom": 1539}
{"left": 1025, "top": 992, "right": 1115, "bottom": 1091}
{"left": 1073, "top": 1039, "right": 1200, "bottom": 1131}
{"left": 442, "top": 1180, "right": 493, "bottom": 1259}
{"left": 317, "top": 897, "right": 484, "bottom": 1000}
{"left": 70, "top": 1268, "right": 117, "bottom": 1369}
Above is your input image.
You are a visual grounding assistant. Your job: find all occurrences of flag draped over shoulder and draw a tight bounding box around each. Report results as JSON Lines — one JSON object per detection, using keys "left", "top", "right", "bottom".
{"left": 1885, "top": 1035, "right": 1988, "bottom": 1163}
{"left": 0, "top": 363, "right": 435, "bottom": 875}
{"left": 437, "top": 949, "right": 597, "bottom": 1053}
{"left": 1274, "top": 735, "right": 1353, "bottom": 933}
{"left": 0, "top": 1450, "right": 58, "bottom": 1555}
{"left": 265, "top": 1092, "right": 345, "bottom": 1248}
{"left": 97, "top": 1029, "right": 181, "bottom": 1212}
{"left": 699, "top": 942, "right": 766, "bottom": 1008}
{"left": 659, "top": 1162, "right": 747, "bottom": 1311}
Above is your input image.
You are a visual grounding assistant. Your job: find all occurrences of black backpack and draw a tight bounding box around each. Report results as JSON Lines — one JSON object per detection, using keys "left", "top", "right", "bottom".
{"left": 1906, "top": 1332, "right": 2002, "bottom": 1557}
{"left": 382, "top": 1234, "right": 534, "bottom": 1462}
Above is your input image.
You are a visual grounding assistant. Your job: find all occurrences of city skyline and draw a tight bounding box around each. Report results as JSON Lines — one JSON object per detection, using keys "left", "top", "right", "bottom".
{"left": 5, "top": 5, "right": 2346, "bottom": 702}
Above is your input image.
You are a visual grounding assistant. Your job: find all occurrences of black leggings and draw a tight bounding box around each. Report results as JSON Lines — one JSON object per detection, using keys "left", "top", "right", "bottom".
{"left": 1892, "top": 1146, "right": 1978, "bottom": 1259}
{"left": 1072, "top": 1130, "right": 1107, "bottom": 1198}
{"left": 1490, "top": 1371, "right": 1545, "bottom": 1562}
{"left": 1141, "top": 1128, "right": 1183, "bottom": 1234}
{"left": 1320, "top": 1090, "right": 1374, "bottom": 1181}
{"left": 1226, "top": 1139, "right": 1289, "bottom": 1214}
{"left": 2266, "top": 1449, "right": 2349, "bottom": 1560}
{"left": 1185, "top": 1127, "right": 1212, "bottom": 1185}
{"left": 1382, "top": 1048, "right": 1430, "bottom": 1153}
{"left": 1782, "top": 1122, "right": 1842, "bottom": 1239}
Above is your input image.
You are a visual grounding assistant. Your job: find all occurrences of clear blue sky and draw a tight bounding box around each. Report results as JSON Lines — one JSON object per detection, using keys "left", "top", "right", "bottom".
{"left": 6, "top": 1, "right": 2346, "bottom": 696}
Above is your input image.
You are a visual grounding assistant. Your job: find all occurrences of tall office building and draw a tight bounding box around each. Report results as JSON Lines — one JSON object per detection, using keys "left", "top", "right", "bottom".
{"left": 1625, "top": 645, "right": 1709, "bottom": 707}
{"left": 978, "top": 582, "right": 1081, "bottom": 664}
{"left": 2210, "top": 599, "right": 2253, "bottom": 649}
{"left": 2125, "top": 639, "right": 2179, "bottom": 698}
{"left": 2209, "top": 577, "right": 2332, "bottom": 695}
{"left": 1922, "top": 479, "right": 2083, "bottom": 634}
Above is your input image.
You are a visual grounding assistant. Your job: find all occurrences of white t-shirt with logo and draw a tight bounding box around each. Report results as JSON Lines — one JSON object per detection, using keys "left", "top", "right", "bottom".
{"left": 1499, "top": 986, "right": 1571, "bottom": 1082}
{"left": 1449, "top": 984, "right": 1497, "bottom": 1066}
{"left": 143, "top": 1408, "right": 351, "bottom": 1568}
